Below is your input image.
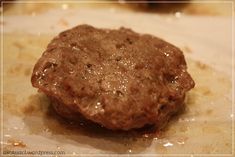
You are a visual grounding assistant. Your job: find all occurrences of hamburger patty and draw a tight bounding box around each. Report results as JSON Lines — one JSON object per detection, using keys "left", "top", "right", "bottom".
{"left": 31, "top": 24, "right": 195, "bottom": 130}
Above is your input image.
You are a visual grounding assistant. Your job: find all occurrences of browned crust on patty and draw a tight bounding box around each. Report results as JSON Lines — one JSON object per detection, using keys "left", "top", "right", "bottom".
{"left": 31, "top": 24, "right": 195, "bottom": 130}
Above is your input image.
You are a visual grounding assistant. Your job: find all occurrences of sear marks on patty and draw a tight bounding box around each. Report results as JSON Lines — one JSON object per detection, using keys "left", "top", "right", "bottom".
{"left": 31, "top": 24, "right": 195, "bottom": 131}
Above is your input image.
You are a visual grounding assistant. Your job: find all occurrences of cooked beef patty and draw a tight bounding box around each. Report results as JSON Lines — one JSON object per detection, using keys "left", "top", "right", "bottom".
{"left": 31, "top": 24, "right": 195, "bottom": 130}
